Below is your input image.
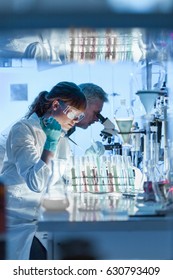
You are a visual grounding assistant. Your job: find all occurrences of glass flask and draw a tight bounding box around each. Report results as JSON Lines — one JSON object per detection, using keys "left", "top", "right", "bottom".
{"left": 41, "top": 159, "right": 70, "bottom": 211}
{"left": 114, "top": 99, "right": 134, "bottom": 155}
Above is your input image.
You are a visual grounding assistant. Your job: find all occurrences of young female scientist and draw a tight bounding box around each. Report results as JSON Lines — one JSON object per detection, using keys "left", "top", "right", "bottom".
{"left": 0, "top": 81, "right": 86, "bottom": 260}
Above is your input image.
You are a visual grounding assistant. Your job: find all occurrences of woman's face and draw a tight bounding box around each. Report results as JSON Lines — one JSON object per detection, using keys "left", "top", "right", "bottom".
{"left": 51, "top": 100, "right": 85, "bottom": 131}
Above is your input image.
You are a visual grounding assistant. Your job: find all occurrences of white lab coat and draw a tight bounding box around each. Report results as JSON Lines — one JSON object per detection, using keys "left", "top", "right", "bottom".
{"left": 0, "top": 113, "right": 55, "bottom": 259}
{"left": 0, "top": 127, "right": 11, "bottom": 173}
{"left": 0, "top": 135, "right": 6, "bottom": 173}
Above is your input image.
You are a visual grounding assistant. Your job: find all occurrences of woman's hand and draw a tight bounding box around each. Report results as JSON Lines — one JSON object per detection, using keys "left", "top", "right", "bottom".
{"left": 40, "top": 117, "right": 62, "bottom": 153}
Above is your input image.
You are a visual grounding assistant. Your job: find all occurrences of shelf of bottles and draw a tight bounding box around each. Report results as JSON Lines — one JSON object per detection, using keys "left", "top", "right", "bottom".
{"left": 68, "top": 29, "right": 173, "bottom": 63}
{"left": 68, "top": 28, "right": 137, "bottom": 62}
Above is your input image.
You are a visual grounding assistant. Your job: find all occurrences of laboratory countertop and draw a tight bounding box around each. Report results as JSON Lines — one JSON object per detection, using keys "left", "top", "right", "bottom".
{"left": 37, "top": 191, "right": 173, "bottom": 259}
{"left": 37, "top": 191, "right": 173, "bottom": 232}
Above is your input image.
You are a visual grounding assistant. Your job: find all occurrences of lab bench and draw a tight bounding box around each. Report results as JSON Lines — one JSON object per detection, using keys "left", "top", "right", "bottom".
{"left": 37, "top": 192, "right": 173, "bottom": 260}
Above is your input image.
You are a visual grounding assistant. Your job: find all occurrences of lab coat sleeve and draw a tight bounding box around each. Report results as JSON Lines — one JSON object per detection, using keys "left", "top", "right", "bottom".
{"left": 0, "top": 137, "right": 6, "bottom": 172}
{"left": 7, "top": 121, "right": 51, "bottom": 192}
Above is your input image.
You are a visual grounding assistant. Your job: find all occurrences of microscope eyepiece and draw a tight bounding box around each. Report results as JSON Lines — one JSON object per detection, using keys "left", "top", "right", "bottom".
{"left": 96, "top": 113, "right": 107, "bottom": 123}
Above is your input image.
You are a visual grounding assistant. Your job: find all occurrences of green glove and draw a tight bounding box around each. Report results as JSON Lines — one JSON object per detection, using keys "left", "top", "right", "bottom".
{"left": 40, "top": 117, "right": 62, "bottom": 152}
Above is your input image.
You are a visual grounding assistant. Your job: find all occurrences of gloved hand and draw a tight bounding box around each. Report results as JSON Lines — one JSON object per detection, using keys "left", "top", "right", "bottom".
{"left": 40, "top": 117, "right": 62, "bottom": 153}
{"left": 85, "top": 141, "right": 105, "bottom": 156}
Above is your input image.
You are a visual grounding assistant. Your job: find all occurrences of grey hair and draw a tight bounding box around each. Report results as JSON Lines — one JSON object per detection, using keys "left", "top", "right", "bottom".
{"left": 78, "top": 83, "right": 109, "bottom": 104}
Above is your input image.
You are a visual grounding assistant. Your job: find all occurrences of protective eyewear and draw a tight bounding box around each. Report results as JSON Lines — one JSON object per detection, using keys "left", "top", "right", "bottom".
{"left": 59, "top": 100, "right": 85, "bottom": 123}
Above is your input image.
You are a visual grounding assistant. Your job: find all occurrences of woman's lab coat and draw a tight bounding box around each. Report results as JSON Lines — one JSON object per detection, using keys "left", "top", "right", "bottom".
{"left": 0, "top": 113, "right": 54, "bottom": 259}
{"left": 0, "top": 134, "right": 6, "bottom": 173}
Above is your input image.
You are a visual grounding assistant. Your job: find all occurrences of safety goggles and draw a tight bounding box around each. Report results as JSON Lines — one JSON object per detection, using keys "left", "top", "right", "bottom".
{"left": 59, "top": 100, "right": 85, "bottom": 123}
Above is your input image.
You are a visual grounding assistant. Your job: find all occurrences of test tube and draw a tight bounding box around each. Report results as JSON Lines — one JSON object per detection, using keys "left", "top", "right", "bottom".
{"left": 111, "top": 155, "right": 120, "bottom": 193}
{"left": 91, "top": 155, "right": 99, "bottom": 193}
{"left": 85, "top": 156, "right": 93, "bottom": 192}
{"left": 100, "top": 155, "right": 108, "bottom": 192}
{"left": 70, "top": 156, "right": 77, "bottom": 192}
{"left": 80, "top": 156, "right": 88, "bottom": 192}
{"left": 107, "top": 155, "right": 114, "bottom": 192}
{"left": 116, "top": 155, "right": 125, "bottom": 192}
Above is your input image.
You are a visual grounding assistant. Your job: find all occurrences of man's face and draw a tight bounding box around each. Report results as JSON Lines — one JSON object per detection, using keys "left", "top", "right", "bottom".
{"left": 76, "top": 99, "right": 104, "bottom": 129}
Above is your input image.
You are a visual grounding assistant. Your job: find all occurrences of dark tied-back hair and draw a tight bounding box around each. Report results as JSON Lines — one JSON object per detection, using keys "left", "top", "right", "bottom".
{"left": 25, "top": 81, "right": 87, "bottom": 118}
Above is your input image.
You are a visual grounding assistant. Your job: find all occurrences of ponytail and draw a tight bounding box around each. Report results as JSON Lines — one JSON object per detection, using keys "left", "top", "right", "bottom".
{"left": 25, "top": 91, "right": 52, "bottom": 118}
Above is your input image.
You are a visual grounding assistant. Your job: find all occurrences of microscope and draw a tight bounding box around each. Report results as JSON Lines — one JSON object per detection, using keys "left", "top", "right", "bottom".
{"left": 97, "top": 112, "right": 143, "bottom": 166}
{"left": 96, "top": 113, "right": 122, "bottom": 154}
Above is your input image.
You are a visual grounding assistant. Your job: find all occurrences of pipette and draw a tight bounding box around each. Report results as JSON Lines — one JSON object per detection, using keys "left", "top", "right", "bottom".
{"left": 68, "top": 136, "right": 85, "bottom": 152}
{"left": 60, "top": 128, "right": 85, "bottom": 151}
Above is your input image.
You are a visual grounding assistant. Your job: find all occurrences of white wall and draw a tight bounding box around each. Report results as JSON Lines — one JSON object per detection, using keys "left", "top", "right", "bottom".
{"left": 0, "top": 60, "right": 172, "bottom": 155}
{"left": 0, "top": 67, "right": 36, "bottom": 130}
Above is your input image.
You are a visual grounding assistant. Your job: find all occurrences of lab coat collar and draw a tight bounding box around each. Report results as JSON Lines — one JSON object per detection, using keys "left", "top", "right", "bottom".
{"left": 26, "top": 113, "right": 42, "bottom": 130}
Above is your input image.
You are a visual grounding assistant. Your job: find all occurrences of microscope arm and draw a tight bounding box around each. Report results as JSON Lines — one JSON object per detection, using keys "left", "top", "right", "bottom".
{"left": 101, "top": 119, "right": 119, "bottom": 136}
{"left": 97, "top": 113, "right": 119, "bottom": 137}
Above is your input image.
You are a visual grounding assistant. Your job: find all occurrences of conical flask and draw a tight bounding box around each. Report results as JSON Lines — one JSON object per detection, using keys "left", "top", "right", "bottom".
{"left": 114, "top": 99, "right": 134, "bottom": 145}
{"left": 41, "top": 159, "right": 70, "bottom": 211}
